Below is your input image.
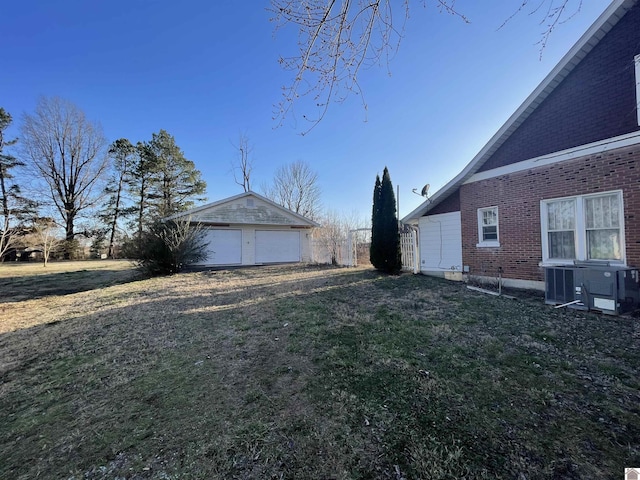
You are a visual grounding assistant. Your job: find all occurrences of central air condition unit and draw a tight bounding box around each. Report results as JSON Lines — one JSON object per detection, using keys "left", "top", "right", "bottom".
{"left": 545, "top": 266, "right": 584, "bottom": 308}
{"left": 573, "top": 265, "right": 640, "bottom": 315}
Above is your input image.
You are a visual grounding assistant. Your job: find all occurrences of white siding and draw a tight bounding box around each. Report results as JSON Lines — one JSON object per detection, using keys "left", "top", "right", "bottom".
{"left": 418, "top": 212, "right": 462, "bottom": 273}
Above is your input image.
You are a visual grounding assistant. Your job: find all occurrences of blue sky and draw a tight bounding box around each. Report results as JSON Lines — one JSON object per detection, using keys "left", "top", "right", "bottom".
{"left": 2, "top": 1, "right": 609, "bottom": 222}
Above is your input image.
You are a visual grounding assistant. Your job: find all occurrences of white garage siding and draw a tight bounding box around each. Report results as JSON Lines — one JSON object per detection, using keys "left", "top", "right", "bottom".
{"left": 418, "top": 212, "right": 463, "bottom": 274}
{"left": 255, "top": 230, "right": 301, "bottom": 263}
{"left": 197, "top": 229, "right": 242, "bottom": 265}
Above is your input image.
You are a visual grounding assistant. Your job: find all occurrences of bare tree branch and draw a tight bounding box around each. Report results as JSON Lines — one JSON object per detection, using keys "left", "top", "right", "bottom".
{"left": 498, "top": 0, "right": 583, "bottom": 58}
{"left": 270, "top": 0, "right": 468, "bottom": 134}
{"left": 230, "top": 133, "right": 254, "bottom": 192}
{"left": 272, "top": 0, "right": 584, "bottom": 133}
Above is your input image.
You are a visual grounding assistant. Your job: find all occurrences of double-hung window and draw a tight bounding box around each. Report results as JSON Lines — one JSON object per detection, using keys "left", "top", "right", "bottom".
{"left": 477, "top": 206, "right": 499, "bottom": 247}
{"left": 541, "top": 191, "right": 624, "bottom": 264}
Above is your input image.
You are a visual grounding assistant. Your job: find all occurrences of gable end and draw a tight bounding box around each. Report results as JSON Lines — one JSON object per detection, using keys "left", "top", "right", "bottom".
{"left": 479, "top": 3, "right": 640, "bottom": 172}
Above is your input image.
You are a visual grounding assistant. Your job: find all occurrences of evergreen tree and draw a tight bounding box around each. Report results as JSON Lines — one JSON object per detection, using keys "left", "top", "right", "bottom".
{"left": 0, "top": 108, "right": 36, "bottom": 260}
{"left": 370, "top": 174, "right": 382, "bottom": 267}
{"left": 124, "top": 132, "right": 207, "bottom": 257}
{"left": 146, "top": 130, "right": 206, "bottom": 218}
{"left": 100, "top": 138, "right": 136, "bottom": 258}
{"left": 126, "top": 142, "right": 158, "bottom": 247}
{"left": 370, "top": 167, "right": 401, "bottom": 273}
{"left": 89, "top": 230, "right": 107, "bottom": 259}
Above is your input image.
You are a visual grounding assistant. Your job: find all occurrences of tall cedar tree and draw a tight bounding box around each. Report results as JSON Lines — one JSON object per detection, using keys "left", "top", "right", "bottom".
{"left": 147, "top": 130, "right": 206, "bottom": 218}
{"left": 370, "top": 167, "right": 401, "bottom": 273}
{"left": 370, "top": 174, "right": 382, "bottom": 267}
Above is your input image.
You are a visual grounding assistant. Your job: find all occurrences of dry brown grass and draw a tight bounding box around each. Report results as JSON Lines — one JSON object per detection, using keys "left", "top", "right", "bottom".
{"left": 1, "top": 263, "right": 639, "bottom": 479}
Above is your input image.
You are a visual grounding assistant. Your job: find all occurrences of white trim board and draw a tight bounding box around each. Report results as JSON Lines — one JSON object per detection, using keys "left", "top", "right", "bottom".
{"left": 464, "top": 131, "right": 640, "bottom": 184}
{"left": 636, "top": 54, "right": 640, "bottom": 126}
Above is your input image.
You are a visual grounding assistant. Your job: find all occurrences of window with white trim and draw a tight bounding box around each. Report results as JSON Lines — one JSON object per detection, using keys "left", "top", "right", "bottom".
{"left": 541, "top": 191, "right": 624, "bottom": 264}
{"left": 477, "top": 206, "right": 499, "bottom": 247}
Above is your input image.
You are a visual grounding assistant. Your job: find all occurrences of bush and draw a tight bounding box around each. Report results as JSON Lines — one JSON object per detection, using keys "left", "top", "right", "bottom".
{"left": 136, "top": 219, "right": 208, "bottom": 276}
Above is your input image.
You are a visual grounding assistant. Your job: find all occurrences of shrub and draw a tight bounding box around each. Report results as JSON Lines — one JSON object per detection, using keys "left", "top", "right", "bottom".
{"left": 136, "top": 219, "right": 208, "bottom": 276}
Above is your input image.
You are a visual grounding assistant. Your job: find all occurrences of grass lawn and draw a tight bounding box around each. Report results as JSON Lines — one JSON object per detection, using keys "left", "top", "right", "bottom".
{"left": 0, "top": 263, "right": 638, "bottom": 479}
{"left": 0, "top": 259, "right": 139, "bottom": 303}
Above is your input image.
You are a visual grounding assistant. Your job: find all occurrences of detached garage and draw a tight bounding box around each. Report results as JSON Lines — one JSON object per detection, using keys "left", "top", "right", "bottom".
{"left": 166, "top": 192, "right": 318, "bottom": 267}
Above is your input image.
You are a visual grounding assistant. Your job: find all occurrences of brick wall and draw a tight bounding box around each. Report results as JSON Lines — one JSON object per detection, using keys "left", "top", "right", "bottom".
{"left": 460, "top": 144, "right": 640, "bottom": 282}
{"left": 479, "top": 4, "right": 640, "bottom": 173}
{"left": 429, "top": 190, "right": 460, "bottom": 215}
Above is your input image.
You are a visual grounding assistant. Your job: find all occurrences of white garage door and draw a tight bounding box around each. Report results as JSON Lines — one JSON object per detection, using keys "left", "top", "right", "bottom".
{"left": 255, "top": 230, "right": 301, "bottom": 263}
{"left": 198, "top": 229, "right": 242, "bottom": 265}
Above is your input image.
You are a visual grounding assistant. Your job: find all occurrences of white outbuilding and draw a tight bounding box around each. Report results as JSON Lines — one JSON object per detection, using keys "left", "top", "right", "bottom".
{"left": 166, "top": 191, "right": 319, "bottom": 266}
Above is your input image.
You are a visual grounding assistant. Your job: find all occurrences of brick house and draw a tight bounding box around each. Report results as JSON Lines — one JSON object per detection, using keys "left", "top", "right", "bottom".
{"left": 402, "top": 0, "right": 640, "bottom": 290}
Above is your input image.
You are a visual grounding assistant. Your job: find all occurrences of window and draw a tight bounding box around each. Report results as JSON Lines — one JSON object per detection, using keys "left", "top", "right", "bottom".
{"left": 477, "top": 206, "right": 499, "bottom": 247}
{"left": 546, "top": 199, "right": 576, "bottom": 259}
{"left": 541, "top": 191, "right": 624, "bottom": 264}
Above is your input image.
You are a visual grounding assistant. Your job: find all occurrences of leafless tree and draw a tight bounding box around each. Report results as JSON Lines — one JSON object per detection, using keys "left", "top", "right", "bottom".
{"left": 314, "top": 209, "right": 367, "bottom": 265}
{"left": 231, "top": 133, "right": 254, "bottom": 192}
{"left": 262, "top": 160, "right": 321, "bottom": 220}
{"left": 20, "top": 97, "right": 108, "bottom": 256}
{"left": 18, "top": 216, "right": 61, "bottom": 267}
{"left": 33, "top": 217, "right": 61, "bottom": 267}
{"left": 271, "top": 0, "right": 583, "bottom": 133}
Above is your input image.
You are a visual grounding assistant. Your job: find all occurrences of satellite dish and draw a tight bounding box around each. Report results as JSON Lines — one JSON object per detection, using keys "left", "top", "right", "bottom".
{"left": 412, "top": 183, "right": 430, "bottom": 197}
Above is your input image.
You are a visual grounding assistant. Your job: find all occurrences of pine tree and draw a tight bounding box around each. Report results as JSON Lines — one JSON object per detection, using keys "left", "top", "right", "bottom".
{"left": 127, "top": 142, "right": 158, "bottom": 247}
{"left": 124, "top": 132, "right": 207, "bottom": 256}
{"left": 100, "top": 138, "right": 136, "bottom": 258}
{"left": 0, "top": 108, "right": 36, "bottom": 260}
{"left": 146, "top": 130, "right": 207, "bottom": 218}
{"left": 370, "top": 167, "right": 401, "bottom": 273}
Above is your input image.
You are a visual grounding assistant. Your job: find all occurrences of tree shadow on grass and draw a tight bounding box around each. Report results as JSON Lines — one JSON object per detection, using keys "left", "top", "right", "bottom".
{"left": 0, "top": 268, "right": 143, "bottom": 303}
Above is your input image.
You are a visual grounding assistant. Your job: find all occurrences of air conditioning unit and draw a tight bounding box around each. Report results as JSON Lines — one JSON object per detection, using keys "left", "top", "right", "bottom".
{"left": 545, "top": 266, "right": 584, "bottom": 307}
{"left": 573, "top": 265, "right": 640, "bottom": 315}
